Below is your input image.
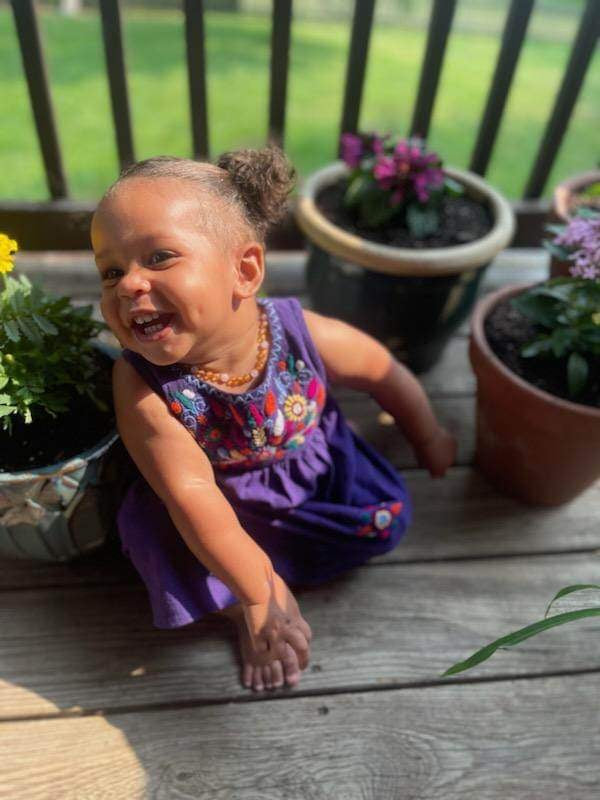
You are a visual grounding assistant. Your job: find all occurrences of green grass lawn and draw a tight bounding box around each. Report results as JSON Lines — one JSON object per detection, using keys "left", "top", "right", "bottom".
{"left": 1, "top": 5, "right": 598, "bottom": 202}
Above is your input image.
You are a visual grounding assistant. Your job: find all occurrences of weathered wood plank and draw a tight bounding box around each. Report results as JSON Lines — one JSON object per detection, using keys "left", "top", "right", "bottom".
{"left": 391, "top": 469, "right": 600, "bottom": 562}
{"left": 2, "top": 674, "right": 599, "bottom": 799}
{"left": 337, "top": 393, "right": 475, "bottom": 467}
{"left": 2, "top": 553, "right": 600, "bottom": 717}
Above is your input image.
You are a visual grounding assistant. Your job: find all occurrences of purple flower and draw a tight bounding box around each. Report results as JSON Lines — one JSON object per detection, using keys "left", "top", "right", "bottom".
{"left": 552, "top": 213, "right": 600, "bottom": 281}
{"left": 373, "top": 156, "right": 397, "bottom": 190}
{"left": 413, "top": 172, "right": 431, "bottom": 203}
{"left": 340, "top": 133, "right": 364, "bottom": 167}
{"left": 340, "top": 130, "right": 450, "bottom": 227}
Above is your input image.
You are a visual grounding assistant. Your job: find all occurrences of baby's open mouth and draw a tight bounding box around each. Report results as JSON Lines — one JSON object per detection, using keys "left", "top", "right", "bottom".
{"left": 131, "top": 312, "right": 175, "bottom": 338}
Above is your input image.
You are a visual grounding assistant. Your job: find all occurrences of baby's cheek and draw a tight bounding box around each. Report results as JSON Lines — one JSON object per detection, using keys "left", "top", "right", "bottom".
{"left": 99, "top": 295, "right": 120, "bottom": 332}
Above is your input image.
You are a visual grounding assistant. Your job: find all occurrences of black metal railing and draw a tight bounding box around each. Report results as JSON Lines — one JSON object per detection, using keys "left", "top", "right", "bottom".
{"left": 3, "top": 0, "right": 600, "bottom": 249}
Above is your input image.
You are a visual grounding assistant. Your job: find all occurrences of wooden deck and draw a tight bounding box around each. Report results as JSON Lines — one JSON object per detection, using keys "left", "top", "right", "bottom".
{"left": 2, "top": 249, "right": 600, "bottom": 799}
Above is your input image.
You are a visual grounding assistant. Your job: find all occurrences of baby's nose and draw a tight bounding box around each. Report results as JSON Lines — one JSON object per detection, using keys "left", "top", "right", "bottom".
{"left": 118, "top": 267, "right": 152, "bottom": 297}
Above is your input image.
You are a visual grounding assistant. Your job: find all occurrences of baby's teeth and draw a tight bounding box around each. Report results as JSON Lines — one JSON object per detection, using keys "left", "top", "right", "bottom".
{"left": 145, "top": 323, "right": 163, "bottom": 335}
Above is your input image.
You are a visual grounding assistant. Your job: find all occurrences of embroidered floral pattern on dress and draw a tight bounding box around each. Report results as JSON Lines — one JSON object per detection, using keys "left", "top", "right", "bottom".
{"left": 164, "top": 299, "right": 327, "bottom": 470}
{"left": 356, "top": 501, "right": 404, "bottom": 540}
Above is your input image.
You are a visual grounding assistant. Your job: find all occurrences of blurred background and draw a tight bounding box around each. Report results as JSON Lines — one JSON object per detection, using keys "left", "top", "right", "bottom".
{"left": 0, "top": 0, "right": 597, "bottom": 202}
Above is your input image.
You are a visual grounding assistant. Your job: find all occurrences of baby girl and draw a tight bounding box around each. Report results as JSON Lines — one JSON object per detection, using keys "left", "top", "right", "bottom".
{"left": 91, "top": 147, "right": 456, "bottom": 692}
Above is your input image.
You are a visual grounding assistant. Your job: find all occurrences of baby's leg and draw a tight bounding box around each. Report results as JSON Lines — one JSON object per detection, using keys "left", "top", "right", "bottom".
{"left": 221, "top": 603, "right": 303, "bottom": 691}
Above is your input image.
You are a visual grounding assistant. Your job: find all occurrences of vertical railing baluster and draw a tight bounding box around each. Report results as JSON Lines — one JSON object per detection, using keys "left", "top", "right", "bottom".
{"left": 99, "top": 0, "right": 135, "bottom": 170}
{"left": 11, "top": 0, "right": 68, "bottom": 199}
{"left": 524, "top": 0, "right": 600, "bottom": 199}
{"left": 269, "top": 0, "right": 293, "bottom": 148}
{"left": 184, "top": 0, "right": 209, "bottom": 159}
{"left": 470, "top": 0, "right": 534, "bottom": 177}
{"left": 338, "top": 0, "right": 376, "bottom": 150}
{"left": 409, "top": 0, "right": 456, "bottom": 140}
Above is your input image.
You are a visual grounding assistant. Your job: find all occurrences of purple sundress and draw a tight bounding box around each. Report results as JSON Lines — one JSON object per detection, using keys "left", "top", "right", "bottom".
{"left": 117, "top": 297, "right": 412, "bottom": 628}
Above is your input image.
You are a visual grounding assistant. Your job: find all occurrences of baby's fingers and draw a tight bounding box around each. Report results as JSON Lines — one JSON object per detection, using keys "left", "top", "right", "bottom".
{"left": 284, "top": 627, "right": 310, "bottom": 669}
{"left": 300, "top": 618, "right": 312, "bottom": 642}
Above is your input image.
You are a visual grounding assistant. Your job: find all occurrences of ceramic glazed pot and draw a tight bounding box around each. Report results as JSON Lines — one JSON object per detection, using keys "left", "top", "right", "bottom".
{"left": 296, "top": 163, "right": 515, "bottom": 372}
{"left": 0, "top": 341, "right": 121, "bottom": 561}
{"left": 470, "top": 284, "right": 600, "bottom": 506}
{"left": 549, "top": 169, "right": 600, "bottom": 278}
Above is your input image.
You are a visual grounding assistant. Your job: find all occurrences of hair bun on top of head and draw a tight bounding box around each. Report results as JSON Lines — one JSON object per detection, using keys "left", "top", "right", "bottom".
{"left": 217, "top": 146, "right": 296, "bottom": 239}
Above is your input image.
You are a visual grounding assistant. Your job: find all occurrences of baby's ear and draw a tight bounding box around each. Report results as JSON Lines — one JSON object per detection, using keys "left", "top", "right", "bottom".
{"left": 233, "top": 241, "right": 265, "bottom": 299}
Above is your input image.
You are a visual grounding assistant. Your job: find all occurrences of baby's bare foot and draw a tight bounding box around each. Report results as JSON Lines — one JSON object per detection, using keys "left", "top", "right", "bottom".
{"left": 222, "top": 604, "right": 303, "bottom": 692}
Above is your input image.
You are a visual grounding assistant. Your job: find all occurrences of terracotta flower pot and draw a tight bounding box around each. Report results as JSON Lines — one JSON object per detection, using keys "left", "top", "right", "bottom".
{"left": 469, "top": 284, "right": 600, "bottom": 506}
{"left": 296, "top": 162, "right": 515, "bottom": 372}
{"left": 549, "top": 169, "right": 600, "bottom": 278}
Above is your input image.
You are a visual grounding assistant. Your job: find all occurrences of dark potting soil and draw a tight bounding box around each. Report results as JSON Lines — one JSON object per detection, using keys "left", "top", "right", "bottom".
{"left": 316, "top": 178, "right": 493, "bottom": 248}
{"left": 485, "top": 298, "right": 600, "bottom": 409}
{"left": 0, "top": 348, "right": 116, "bottom": 473}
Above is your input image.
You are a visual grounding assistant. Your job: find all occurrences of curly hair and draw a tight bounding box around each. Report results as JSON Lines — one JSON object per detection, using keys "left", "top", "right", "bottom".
{"left": 101, "top": 147, "right": 296, "bottom": 245}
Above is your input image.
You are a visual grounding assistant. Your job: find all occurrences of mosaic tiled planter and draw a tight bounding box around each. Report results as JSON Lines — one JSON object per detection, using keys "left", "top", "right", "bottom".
{"left": 0, "top": 342, "right": 120, "bottom": 561}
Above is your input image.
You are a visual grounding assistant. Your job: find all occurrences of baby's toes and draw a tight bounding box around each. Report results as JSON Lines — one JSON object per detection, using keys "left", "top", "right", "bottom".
{"left": 282, "top": 642, "right": 302, "bottom": 688}
{"left": 262, "top": 664, "right": 273, "bottom": 690}
{"left": 242, "top": 661, "right": 253, "bottom": 689}
{"left": 252, "top": 665, "right": 265, "bottom": 692}
{"left": 269, "top": 659, "right": 284, "bottom": 689}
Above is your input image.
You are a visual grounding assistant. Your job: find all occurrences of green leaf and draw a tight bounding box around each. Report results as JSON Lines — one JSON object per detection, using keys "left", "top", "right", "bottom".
{"left": 575, "top": 206, "right": 600, "bottom": 218}
{"left": 441, "top": 607, "right": 600, "bottom": 677}
{"left": 521, "top": 337, "right": 552, "bottom": 358}
{"left": 31, "top": 313, "right": 59, "bottom": 335}
{"left": 511, "top": 292, "right": 559, "bottom": 327}
{"left": 16, "top": 315, "right": 42, "bottom": 344}
{"left": 550, "top": 328, "right": 572, "bottom": 358}
{"left": 544, "top": 223, "right": 567, "bottom": 236}
{"left": 542, "top": 241, "right": 570, "bottom": 260}
{"left": 8, "top": 289, "right": 23, "bottom": 314}
{"left": 567, "top": 351, "right": 588, "bottom": 396}
{"left": 545, "top": 584, "right": 600, "bottom": 618}
{"left": 0, "top": 376, "right": 8, "bottom": 390}
{"left": 405, "top": 203, "right": 439, "bottom": 239}
{"left": 344, "top": 174, "right": 376, "bottom": 208}
{"left": 443, "top": 176, "right": 463, "bottom": 196}
{"left": 0, "top": 405, "right": 17, "bottom": 417}
{"left": 3, "top": 319, "right": 20, "bottom": 342}
{"left": 359, "top": 191, "right": 397, "bottom": 228}
{"left": 580, "top": 182, "right": 600, "bottom": 198}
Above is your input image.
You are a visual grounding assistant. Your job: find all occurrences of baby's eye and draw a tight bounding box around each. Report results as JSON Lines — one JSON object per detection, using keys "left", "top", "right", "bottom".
{"left": 101, "top": 268, "right": 122, "bottom": 281}
{"left": 148, "top": 251, "right": 173, "bottom": 265}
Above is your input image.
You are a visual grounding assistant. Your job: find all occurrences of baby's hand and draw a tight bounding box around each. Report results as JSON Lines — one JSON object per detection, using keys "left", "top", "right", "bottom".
{"left": 414, "top": 426, "right": 456, "bottom": 478}
{"left": 242, "top": 573, "right": 312, "bottom": 670}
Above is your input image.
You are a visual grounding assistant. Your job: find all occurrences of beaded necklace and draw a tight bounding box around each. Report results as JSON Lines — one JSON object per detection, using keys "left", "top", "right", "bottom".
{"left": 190, "top": 311, "right": 269, "bottom": 388}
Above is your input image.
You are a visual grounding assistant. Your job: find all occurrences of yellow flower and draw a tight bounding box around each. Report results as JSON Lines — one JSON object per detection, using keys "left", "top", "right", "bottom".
{"left": 0, "top": 233, "right": 18, "bottom": 275}
{"left": 284, "top": 393, "right": 307, "bottom": 421}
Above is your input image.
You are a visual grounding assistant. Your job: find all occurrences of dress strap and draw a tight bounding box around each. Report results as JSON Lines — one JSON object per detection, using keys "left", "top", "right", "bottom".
{"left": 121, "top": 349, "right": 167, "bottom": 398}
{"left": 270, "top": 297, "right": 328, "bottom": 384}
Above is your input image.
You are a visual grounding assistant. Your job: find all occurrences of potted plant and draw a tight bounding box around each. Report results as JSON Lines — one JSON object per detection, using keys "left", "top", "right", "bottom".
{"left": 469, "top": 215, "right": 600, "bottom": 506}
{"left": 295, "top": 132, "right": 515, "bottom": 372}
{"left": 0, "top": 233, "right": 124, "bottom": 562}
{"left": 552, "top": 168, "right": 600, "bottom": 223}
{"left": 549, "top": 167, "right": 600, "bottom": 277}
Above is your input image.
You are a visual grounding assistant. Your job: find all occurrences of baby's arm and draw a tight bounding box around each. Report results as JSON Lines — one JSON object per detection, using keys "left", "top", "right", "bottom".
{"left": 304, "top": 310, "right": 456, "bottom": 477}
{"left": 113, "top": 358, "right": 311, "bottom": 665}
